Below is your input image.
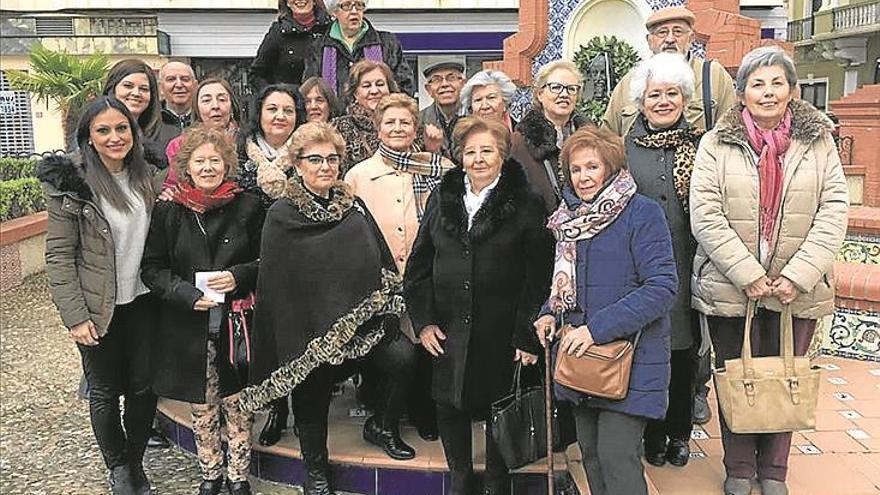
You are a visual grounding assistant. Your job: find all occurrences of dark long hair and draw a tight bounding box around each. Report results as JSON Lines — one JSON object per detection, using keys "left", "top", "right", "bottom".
{"left": 102, "top": 59, "right": 160, "bottom": 136}
{"left": 76, "top": 97, "right": 156, "bottom": 212}
{"left": 244, "top": 83, "right": 304, "bottom": 141}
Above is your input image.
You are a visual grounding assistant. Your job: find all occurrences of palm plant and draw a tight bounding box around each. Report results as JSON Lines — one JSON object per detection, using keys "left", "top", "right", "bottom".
{"left": 6, "top": 44, "right": 109, "bottom": 150}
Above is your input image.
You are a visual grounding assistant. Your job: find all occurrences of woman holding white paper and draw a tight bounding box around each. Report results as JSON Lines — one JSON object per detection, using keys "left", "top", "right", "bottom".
{"left": 141, "top": 126, "right": 264, "bottom": 495}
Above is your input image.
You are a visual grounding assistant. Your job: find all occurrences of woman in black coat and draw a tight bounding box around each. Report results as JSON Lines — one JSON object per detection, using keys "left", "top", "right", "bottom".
{"left": 248, "top": 0, "right": 332, "bottom": 93}
{"left": 141, "top": 127, "right": 264, "bottom": 495}
{"left": 404, "top": 116, "right": 554, "bottom": 495}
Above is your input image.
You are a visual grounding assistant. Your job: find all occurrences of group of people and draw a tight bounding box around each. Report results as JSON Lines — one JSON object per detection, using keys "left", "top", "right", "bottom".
{"left": 36, "top": 2, "right": 848, "bottom": 495}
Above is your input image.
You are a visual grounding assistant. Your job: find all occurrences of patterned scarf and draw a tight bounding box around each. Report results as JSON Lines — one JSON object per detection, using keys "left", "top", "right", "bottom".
{"left": 378, "top": 143, "right": 455, "bottom": 220}
{"left": 545, "top": 169, "right": 638, "bottom": 312}
{"left": 633, "top": 119, "right": 704, "bottom": 213}
{"left": 742, "top": 107, "right": 792, "bottom": 256}
{"left": 170, "top": 180, "right": 242, "bottom": 214}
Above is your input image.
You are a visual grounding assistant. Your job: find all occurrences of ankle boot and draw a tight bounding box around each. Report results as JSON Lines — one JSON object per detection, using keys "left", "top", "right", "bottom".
{"left": 362, "top": 415, "right": 416, "bottom": 460}
{"left": 299, "top": 424, "right": 336, "bottom": 495}
{"left": 259, "top": 398, "right": 288, "bottom": 446}
{"left": 108, "top": 465, "right": 137, "bottom": 495}
{"left": 128, "top": 461, "right": 152, "bottom": 494}
{"left": 226, "top": 479, "right": 252, "bottom": 495}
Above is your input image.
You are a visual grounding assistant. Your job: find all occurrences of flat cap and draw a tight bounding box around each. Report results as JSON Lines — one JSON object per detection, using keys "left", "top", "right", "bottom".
{"left": 423, "top": 61, "right": 465, "bottom": 78}
{"left": 645, "top": 7, "right": 696, "bottom": 29}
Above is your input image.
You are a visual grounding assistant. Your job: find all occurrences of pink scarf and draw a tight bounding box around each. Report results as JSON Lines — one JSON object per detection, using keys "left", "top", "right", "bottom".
{"left": 741, "top": 107, "right": 792, "bottom": 254}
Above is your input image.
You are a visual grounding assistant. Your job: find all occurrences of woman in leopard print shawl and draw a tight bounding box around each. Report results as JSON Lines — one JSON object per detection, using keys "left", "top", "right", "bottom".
{"left": 622, "top": 53, "right": 705, "bottom": 469}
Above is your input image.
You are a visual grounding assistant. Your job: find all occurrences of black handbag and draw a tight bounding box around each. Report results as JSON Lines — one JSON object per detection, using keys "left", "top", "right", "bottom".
{"left": 225, "top": 293, "right": 255, "bottom": 386}
{"left": 489, "top": 363, "right": 577, "bottom": 469}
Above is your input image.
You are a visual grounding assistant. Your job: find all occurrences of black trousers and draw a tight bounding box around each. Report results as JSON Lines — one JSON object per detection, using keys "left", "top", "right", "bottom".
{"left": 436, "top": 402, "right": 508, "bottom": 495}
{"left": 644, "top": 348, "right": 695, "bottom": 450}
{"left": 575, "top": 406, "right": 647, "bottom": 495}
{"left": 77, "top": 294, "right": 158, "bottom": 470}
{"left": 291, "top": 331, "right": 416, "bottom": 462}
{"left": 408, "top": 344, "right": 437, "bottom": 428}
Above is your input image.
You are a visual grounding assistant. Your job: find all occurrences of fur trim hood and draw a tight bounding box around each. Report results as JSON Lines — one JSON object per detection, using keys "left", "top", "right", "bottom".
{"left": 37, "top": 153, "right": 92, "bottom": 200}
{"left": 715, "top": 99, "right": 833, "bottom": 148}
{"left": 438, "top": 157, "right": 536, "bottom": 243}
{"left": 516, "top": 107, "right": 591, "bottom": 161}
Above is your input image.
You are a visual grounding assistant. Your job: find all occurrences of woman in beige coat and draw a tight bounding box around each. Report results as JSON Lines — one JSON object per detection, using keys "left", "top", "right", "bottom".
{"left": 689, "top": 46, "right": 848, "bottom": 495}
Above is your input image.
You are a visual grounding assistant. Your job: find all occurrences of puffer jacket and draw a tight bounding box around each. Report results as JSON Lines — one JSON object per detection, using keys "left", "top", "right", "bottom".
{"left": 36, "top": 153, "right": 164, "bottom": 336}
{"left": 689, "top": 99, "right": 849, "bottom": 319}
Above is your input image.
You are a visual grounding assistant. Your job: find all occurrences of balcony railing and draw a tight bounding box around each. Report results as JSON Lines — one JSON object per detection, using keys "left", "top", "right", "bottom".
{"left": 833, "top": 2, "right": 880, "bottom": 32}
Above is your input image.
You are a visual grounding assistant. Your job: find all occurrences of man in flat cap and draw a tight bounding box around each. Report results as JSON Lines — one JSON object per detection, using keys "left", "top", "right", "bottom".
{"left": 420, "top": 61, "right": 466, "bottom": 157}
{"left": 603, "top": 6, "right": 735, "bottom": 136}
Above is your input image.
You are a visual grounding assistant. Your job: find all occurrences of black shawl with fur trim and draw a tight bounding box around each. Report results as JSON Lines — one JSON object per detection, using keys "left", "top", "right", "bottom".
{"left": 240, "top": 178, "right": 404, "bottom": 412}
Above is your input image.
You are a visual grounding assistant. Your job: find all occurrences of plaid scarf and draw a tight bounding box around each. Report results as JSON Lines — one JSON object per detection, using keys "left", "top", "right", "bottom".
{"left": 170, "top": 180, "right": 242, "bottom": 214}
{"left": 377, "top": 143, "right": 455, "bottom": 220}
{"left": 545, "top": 170, "right": 637, "bottom": 313}
{"left": 633, "top": 119, "right": 704, "bottom": 213}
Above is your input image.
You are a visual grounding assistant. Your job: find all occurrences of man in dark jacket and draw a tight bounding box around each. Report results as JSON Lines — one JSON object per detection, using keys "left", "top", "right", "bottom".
{"left": 153, "top": 61, "right": 197, "bottom": 153}
{"left": 302, "top": 0, "right": 414, "bottom": 97}
{"left": 419, "top": 60, "right": 465, "bottom": 158}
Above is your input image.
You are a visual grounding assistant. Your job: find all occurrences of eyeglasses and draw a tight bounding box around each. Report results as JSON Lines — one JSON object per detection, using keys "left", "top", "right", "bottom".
{"left": 337, "top": 1, "right": 366, "bottom": 12}
{"left": 543, "top": 82, "right": 582, "bottom": 96}
{"left": 651, "top": 27, "right": 691, "bottom": 39}
{"left": 427, "top": 74, "right": 464, "bottom": 85}
{"left": 299, "top": 154, "right": 342, "bottom": 167}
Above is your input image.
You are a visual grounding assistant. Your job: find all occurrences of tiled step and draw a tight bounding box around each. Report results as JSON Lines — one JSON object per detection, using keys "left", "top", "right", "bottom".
{"left": 849, "top": 206, "right": 880, "bottom": 236}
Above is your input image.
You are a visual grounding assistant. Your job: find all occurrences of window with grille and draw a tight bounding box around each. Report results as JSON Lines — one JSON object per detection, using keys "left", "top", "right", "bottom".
{"left": 34, "top": 17, "right": 75, "bottom": 36}
{"left": 800, "top": 80, "right": 828, "bottom": 112}
{"left": 0, "top": 71, "right": 36, "bottom": 157}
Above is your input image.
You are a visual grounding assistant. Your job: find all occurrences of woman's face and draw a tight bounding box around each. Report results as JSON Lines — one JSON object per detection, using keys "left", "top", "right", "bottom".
{"left": 470, "top": 84, "right": 506, "bottom": 121}
{"left": 287, "top": 0, "right": 314, "bottom": 16}
{"left": 378, "top": 106, "right": 417, "bottom": 152}
{"left": 742, "top": 64, "right": 793, "bottom": 128}
{"left": 89, "top": 108, "right": 133, "bottom": 167}
{"left": 536, "top": 68, "right": 580, "bottom": 123}
{"left": 260, "top": 91, "right": 297, "bottom": 144}
{"left": 114, "top": 72, "right": 151, "bottom": 119}
{"left": 197, "top": 83, "right": 233, "bottom": 130}
{"left": 295, "top": 141, "right": 341, "bottom": 196}
{"left": 568, "top": 147, "right": 608, "bottom": 202}
{"left": 461, "top": 131, "right": 504, "bottom": 189}
{"left": 355, "top": 68, "right": 390, "bottom": 111}
{"left": 305, "top": 86, "right": 331, "bottom": 122}
{"left": 187, "top": 142, "right": 227, "bottom": 193}
{"left": 642, "top": 80, "right": 686, "bottom": 129}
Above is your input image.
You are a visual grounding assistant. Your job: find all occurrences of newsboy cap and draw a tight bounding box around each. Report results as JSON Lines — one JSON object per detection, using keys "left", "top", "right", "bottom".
{"left": 422, "top": 61, "right": 466, "bottom": 78}
{"left": 645, "top": 6, "right": 696, "bottom": 29}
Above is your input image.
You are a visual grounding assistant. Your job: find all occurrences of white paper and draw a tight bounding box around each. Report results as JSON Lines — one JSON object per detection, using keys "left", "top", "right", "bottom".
{"left": 195, "top": 271, "right": 225, "bottom": 303}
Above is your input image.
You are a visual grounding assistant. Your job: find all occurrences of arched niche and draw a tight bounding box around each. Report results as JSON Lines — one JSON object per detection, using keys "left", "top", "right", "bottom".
{"left": 562, "top": 0, "right": 655, "bottom": 62}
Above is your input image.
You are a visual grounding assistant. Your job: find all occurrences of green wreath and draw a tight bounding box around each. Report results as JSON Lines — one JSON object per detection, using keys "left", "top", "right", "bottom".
{"left": 573, "top": 36, "right": 641, "bottom": 123}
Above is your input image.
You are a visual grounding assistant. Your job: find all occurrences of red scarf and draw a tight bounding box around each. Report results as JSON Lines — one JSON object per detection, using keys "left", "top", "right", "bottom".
{"left": 170, "top": 180, "right": 242, "bottom": 214}
{"left": 742, "top": 107, "right": 792, "bottom": 254}
{"left": 293, "top": 11, "right": 316, "bottom": 29}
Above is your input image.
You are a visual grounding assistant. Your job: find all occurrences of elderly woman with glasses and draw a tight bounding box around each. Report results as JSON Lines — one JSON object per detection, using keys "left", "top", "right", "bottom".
{"left": 303, "top": 0, "right": 414, "bottom": 96}
{"left": 460, "top": 70, "right": 519, "bottom": 133}
{"left": 511, "top": 60, "right": 591, "bottom": 213}
{"left": 690, "top": 46, "right": 848, "bottom": 495}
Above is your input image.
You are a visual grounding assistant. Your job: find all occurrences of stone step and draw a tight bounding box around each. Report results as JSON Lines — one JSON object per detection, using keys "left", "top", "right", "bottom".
{"left": 835, "top": 261, "right": 880, "bottom": 312}
{"left": 848, "top": 206, "right": 880, "bottom": 236}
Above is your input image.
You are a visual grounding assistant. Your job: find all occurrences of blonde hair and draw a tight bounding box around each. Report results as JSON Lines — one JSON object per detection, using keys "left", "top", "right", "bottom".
{"left": 175, "top": 126, "right": 239, "bottom": 184}
{"left": 373, "top": 93, "right": 420, "bottom": 127}
{"left": 451, "top": 116, "right": 511, "bottom": 162}
{"left": 289, "top": 121, "right": 346, "bottom": 162}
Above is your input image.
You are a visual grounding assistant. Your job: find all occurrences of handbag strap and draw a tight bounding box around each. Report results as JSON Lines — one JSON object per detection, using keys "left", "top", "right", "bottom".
{"left": 509, "top": 361, "right": 524, "bottom": 400}
{"left": 740, "top": 299, "right": 758, "bottom": 380}
{"left": 780, "top": 304, "right": 796, "bottom": 377}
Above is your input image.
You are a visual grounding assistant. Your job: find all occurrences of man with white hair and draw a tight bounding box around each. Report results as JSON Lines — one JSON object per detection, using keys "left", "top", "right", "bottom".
{"left": 603, "top": 6, "right": 735, "bottom": 137}
{"left": 154, "top": 60, "right": 197, "bottom": 152}
{"left": 302, "top": 0, "right": 414, "bottom": 97}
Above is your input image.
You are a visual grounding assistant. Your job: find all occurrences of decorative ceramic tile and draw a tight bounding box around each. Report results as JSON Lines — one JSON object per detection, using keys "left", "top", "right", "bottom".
{"left": 840, "top": 410, "right": 863, "bottom": 420}
{"left": 797, "top": 444, "right": 822, "bottom": 454}
{"left": 828, "top": 377, "right": 849, "bottom": 385}
{"left": 691, "top": 429, "right": 709, "bottom": 440}
{"left": 823, "top": 308, "right": 880, "bottom": 362}
{"left": 837, "top": 235, "right": 880, "bottom": 264}
{"left": 847, "top": 429, "right": 871, "bottom": 440}
{"left": 834, "top": 392, "right": 856, "bottom": 401}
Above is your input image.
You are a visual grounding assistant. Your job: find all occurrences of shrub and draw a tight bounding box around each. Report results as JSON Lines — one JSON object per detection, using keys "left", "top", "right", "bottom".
{"left": 0, "top": 178, "right": 45, "bottom": 222}
{"left": 0, "top": 157, "right": 38, "bottom": 181}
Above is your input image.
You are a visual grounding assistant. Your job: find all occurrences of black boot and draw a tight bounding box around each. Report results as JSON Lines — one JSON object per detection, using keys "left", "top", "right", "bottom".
{"left": 128, "top": 461, "right": 152, "bottom": 495}
{"left": 449, "top": 470, "right": 473, "bottom": 495}
{"left": 259, "top": 398, "right": 289, "bottom": 446}
{"left": 665, "top": 438, "right": 690, "bottom": 467}
{"left": 108, "top": 465, "right": 137, "bottom": 495}
{"left": 197, "top": 478, "right": 223, "bottom": 495}
{"left": 299, "top": 424, "right": 336, "bottom": 495}
{"left": 692, "top": 389, "right": 712, "bottom": 425}
{"left": 226, "top": 479, "right": 252, "bottom": 495}
{"left": 362, "top": 415, "right": 416, "bottom": 460}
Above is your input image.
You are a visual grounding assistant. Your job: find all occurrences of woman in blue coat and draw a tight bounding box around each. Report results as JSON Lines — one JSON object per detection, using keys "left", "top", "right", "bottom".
{"left": 534, "top": 126, "right": 677, "bottom": 495}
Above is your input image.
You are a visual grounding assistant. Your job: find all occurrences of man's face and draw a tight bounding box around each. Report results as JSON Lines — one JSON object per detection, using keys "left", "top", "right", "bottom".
{"left": 646, "top": 20, "right": 694, "bottom": 55}
{"left": 424, "top": 68, "right": 465, "bottom": 107}
{"left": 160, "top": 62, "right": 196, "bottom": 109}
{"left": 334, "top": 1, "right": 366, "bottom": 36}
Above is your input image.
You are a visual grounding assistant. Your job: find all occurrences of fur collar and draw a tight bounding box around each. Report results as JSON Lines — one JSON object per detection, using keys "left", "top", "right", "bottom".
{"left": 439, "top": 157, "right": 533, "bottom": 243}
{"left": 36, "top": 153, "right": 92, "bottom": 201}
{"left": 714, "top": 99, "right": 833, "bottom": 148}
{"left": 278, "top": 175, "right": 355, "bottom": 223}
{"left": 516, "top": 107, "right": 590, "bottom": 161}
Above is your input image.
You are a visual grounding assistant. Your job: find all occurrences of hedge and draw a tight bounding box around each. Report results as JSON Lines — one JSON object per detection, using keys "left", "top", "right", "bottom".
{"left": 0, "top": 157, "right": 39, "bottom": 181}
{"left": 0, "top": 178, "right": 45, "bottom": 222}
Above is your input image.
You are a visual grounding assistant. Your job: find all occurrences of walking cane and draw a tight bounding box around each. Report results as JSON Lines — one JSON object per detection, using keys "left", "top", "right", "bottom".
{"left": 544, "top": 315, "right": 557, "bottom": 495}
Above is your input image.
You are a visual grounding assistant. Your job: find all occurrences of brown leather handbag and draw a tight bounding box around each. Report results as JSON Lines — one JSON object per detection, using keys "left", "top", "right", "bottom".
{"left": 553, "top": 323, "right": 639, "bottom": 401}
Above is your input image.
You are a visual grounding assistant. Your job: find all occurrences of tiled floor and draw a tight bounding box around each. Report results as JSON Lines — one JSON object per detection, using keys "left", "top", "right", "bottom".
{"left": 159, "top": 355, "right": 880, "bottom": 494}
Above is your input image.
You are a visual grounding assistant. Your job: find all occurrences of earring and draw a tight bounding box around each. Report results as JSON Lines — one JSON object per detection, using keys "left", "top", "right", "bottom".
{"left": 88, "top": 140, "right": 93, "bottom": 146}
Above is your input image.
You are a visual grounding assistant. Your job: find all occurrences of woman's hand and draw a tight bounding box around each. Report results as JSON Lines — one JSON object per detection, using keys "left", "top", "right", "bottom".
{"left": 533, "top": 314, "right": 556, "bottom": 348}
{"left": 559, "top": 325, "right": 595, "bottom": 358}
{"left": 69, "top": 320, "right": 99, "bottom": 346}
{"left": 157, "top": 187, "right": 174, "bottom": 201}
{"left": 193, "top": 296, "right": 219, "bottom": 311}
{"left": 206, "top": 271, "right": 236, "bottom": 293}
{"left": 423, "top": 124, "right": 444, "bottom": 153}
{"left": 745, "top": 276, "right": 773, "bottom": 300}
{"left": 419, "top": 325, "right": 446, "bottom": 356}
{"left": 771, "top": 276, "right": 798, "bottom": 304}
{"left": 514, "top": 349, "right": 538, "bottom": 366}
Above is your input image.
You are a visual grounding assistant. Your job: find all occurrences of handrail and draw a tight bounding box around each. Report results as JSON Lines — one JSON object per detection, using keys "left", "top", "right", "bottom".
{"left": 833, "top": 1, "right": 880, "bottom": 32}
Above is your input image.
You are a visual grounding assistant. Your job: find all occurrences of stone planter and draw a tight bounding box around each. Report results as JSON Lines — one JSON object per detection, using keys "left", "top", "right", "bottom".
{"left": 0, "top": 211, "right": 47, "bottom": 292}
